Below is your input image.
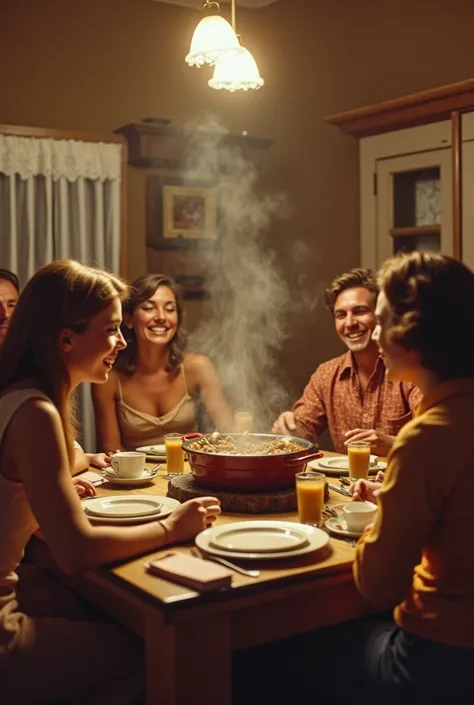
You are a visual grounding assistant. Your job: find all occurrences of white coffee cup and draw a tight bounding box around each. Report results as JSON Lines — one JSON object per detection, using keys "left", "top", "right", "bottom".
{"left": 111, "top": 451, "right": 146, "bottom": 479}
{"left": 342, "top": 501, "right": 377, "bottom": 533}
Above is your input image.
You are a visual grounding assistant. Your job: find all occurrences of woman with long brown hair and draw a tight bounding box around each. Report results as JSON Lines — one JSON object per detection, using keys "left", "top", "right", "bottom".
{"left": 0, "top": 260, "right": 220, "bottom": 705}
{"left": 92, "top": 273, "right": 233, "bottom": 451}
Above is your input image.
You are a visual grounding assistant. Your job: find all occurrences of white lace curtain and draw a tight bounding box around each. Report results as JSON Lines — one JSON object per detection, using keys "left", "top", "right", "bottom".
{"left": 0, "top": 133, "right": 124, "bottom": 450}
{"left": 0, "top": 134, "right": 122, "bottom": 183}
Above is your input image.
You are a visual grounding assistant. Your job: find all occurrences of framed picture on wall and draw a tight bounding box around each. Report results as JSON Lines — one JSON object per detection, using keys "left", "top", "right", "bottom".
{"left": 146, "top": 176, "right": 217, "bottom": 249}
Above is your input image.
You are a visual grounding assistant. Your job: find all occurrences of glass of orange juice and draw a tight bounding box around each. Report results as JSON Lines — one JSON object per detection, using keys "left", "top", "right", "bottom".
{"left": 347, "top": 440, "right": 371, "bottom": 482}
{"left": 234, "top": 410, "right": 253, "bottom": 433}
{"left": 295, "top": 471, "right": 326, "bottom": 527}
{"left": 164, "top": 433, "right": 185, "bottom": 477}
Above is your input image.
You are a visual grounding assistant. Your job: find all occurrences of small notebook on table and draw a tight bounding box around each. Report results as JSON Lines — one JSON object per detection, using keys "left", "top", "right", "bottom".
{"left": 145, "top": 552, "right": 233, "bottom": 592}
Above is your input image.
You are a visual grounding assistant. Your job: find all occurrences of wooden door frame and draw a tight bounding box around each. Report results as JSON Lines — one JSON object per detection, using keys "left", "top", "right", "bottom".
{"left": 451, "top": 111, "right": 462, "bottom": 260}
{"left": 0, "top": 123, "right": 128, "bottom": 277}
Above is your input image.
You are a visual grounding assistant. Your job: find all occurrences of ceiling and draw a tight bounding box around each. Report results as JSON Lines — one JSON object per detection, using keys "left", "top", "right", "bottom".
{"left": 152, "top": 0, "right": 279, "bottom": 8}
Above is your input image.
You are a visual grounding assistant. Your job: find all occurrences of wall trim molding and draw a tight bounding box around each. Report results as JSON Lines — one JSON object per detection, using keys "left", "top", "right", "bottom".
{"left": 325, "top": 79, "right": 474, "bottom": 137}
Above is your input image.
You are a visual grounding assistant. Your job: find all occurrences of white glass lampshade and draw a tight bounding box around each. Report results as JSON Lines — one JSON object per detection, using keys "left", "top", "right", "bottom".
{"left": 209, "top": 46, "right": 264, "bottom": 92}
{"left": 185, "top": 15, "right": 240, "bottom": 67}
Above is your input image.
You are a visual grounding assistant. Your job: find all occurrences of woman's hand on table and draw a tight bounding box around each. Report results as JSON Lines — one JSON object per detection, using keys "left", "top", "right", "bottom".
{"left": 349, "top": 478, "right": 382, "bottom": 504}
{"left": 87, "top": 450, "right": 120, "bottom": 469}
{"left": 160, "top": 497, "right": 222, "bottom": 543}
{"left": 72, "top": 476, "right": 97, "bottom": 498}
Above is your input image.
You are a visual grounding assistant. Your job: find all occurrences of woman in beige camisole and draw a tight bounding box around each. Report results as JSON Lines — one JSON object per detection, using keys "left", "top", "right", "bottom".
{"left": 0, "top": 261, "right": 220, "bottom": 705}
{"left": 92, "top": 273, "right": 233, "bottom": 451}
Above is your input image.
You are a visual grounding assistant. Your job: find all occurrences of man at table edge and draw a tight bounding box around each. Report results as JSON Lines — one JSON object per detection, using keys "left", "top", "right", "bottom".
{"left": 272, "top": 267, "right": 422, "bottom": 455}
{"left": 0, "top": 268, "right": 20, "bottom": 346}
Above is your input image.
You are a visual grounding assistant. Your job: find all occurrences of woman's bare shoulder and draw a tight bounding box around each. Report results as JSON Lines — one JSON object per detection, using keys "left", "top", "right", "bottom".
{"left": 0, "top": 387, "right": 56, "bottom": 418}
{"left": 183, "top": 352, "right": 208, "bottom": 364}
{"left": 6, "top": 395, "right": 61, "bottom": 443}
{"left": 18, "top": 395, "right": 57, "bottom": 417}
{"left": 183, "top": 353, "right": 213, "bottom": 373}
{"left": 183, "top": 354, "right": 220, "bottom": 392}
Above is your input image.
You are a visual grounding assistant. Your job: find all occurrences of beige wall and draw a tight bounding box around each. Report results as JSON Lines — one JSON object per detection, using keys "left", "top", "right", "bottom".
{"left": 3, "top": 0, "right": 474, "bottom": 400}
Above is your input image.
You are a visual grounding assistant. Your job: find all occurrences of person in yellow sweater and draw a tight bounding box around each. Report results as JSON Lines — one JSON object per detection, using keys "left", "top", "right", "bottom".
{"left": 234, "top": 251, "right": 474, "bottom": 705}
{"left": 344, "top": 250, "right": 474, "bottom": 703}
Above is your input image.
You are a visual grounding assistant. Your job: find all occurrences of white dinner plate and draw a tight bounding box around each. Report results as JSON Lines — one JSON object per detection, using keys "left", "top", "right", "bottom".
{"left": 101, "top": 467, "right": 159, "bottom": 486}
{"left": 208, "top": 521, "right": 310, "bottom": 554}
{"left": 308, "top": 457, "right": 386, "bottom": 476}
{"left": 325, "top": 516, "right": 363, "bottom": 539}
{"left": 85, "top": 494, "right": 163, "bottom": 518}
{"left": 318, "top": 455, "right": 377, "bottom": 470}
{"left": 196, "top": 521, "right": 328, "bottom": 560}
{"left": 83, "top": 496, "right": 180, "bottom": 524}
{"left": 136, "top": 444, "right": 166, "bottom": 462}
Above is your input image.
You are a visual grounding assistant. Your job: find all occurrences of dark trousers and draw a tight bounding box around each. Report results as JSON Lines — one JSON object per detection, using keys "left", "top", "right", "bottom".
{"left": 233, "top": 616, "right": 474, "bottom": 705}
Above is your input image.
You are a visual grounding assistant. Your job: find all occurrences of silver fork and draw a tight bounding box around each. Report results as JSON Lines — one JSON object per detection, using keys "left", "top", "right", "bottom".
{"left": 190, "top": 547, "right": 260, "bottom": 579}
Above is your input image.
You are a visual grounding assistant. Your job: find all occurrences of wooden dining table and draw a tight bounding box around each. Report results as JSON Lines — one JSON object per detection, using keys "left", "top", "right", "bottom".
{"left": 71, "top": 454, "right": 375, "bottom": 705}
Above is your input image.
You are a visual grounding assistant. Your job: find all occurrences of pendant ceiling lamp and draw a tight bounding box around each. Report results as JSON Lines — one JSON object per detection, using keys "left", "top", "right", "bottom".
{"left": 185, "top": 1, "right": 240, "bottom": 67}
{"left": 209, "top": 45, "right": 264, "bottom": 91}
{"left": 186, "top": 0, "right": 264, "bottom": 92}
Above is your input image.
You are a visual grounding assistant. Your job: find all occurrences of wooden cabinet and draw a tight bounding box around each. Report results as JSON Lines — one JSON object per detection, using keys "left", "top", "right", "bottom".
{"left": 325, "top": 79, "right": 474, "bottom": 272}
{"left": 360, "top": 123, "right": 453, "bottom": 268}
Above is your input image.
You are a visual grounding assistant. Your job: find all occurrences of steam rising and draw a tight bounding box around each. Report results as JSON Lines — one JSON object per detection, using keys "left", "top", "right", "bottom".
{"left": 183, "top": 118, "right": 291, "bottom": 432}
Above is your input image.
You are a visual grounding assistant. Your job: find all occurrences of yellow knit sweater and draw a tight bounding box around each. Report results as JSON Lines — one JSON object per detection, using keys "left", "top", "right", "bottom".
{"left": 354, "top": 378, "right": 474, "bottom": 649}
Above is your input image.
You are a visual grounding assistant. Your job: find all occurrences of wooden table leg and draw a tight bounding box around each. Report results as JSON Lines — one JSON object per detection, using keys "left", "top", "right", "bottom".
{"left": 146, "top": 613, "right": 232, "bottom": 705}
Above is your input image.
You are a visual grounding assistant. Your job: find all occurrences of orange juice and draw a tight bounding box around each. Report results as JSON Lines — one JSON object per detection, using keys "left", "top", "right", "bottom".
{"left": 295, "top": 471, "right": 325, "bottom": 526}
{"left": 164, "top": 435, "right": 185, "bottom": 474}
{"left": 234, "top": 410, "right": 253, "bottom": 433}
{"left": 348, "top": 443, "right": 371, "bottom": 480}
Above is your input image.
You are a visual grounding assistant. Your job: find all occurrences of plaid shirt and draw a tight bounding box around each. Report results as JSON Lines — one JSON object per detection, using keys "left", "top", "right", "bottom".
{"left": 292, "top": 352, "right": 422, "bottom": 453}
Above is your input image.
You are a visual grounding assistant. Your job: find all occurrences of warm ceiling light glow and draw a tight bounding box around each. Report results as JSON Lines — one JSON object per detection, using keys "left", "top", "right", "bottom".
{"left": 185, "top": 0, "right": 265, "bottom": 91}
{"left": 185, "top": 2, "right": 240, "bottom": 67}
{"left": 209, "top": 46, "right": 264, "bottom": 91}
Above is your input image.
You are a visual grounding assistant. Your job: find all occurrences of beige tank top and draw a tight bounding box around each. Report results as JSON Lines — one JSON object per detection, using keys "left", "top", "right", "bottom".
{"left": 0, "top": 389, "right": 50, "bottom": 656}
{"left": 116, "top": 367, "right": 198, "bottom": 449}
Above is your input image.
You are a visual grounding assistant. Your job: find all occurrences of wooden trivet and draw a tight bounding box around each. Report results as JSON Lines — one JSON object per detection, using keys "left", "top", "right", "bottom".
{"left": 167, "top": 473, "right": 299, "bottom": 514}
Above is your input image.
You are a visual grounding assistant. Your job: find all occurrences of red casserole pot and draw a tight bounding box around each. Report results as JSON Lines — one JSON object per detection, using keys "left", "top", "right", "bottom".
{"left": 181, "top": 433, "right": 323, "bottom": 492}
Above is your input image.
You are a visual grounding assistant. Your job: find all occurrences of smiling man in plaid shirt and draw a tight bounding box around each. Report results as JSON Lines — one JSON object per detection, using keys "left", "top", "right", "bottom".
{"left": 272, "top": 268, "right": 421, "bottom": 455}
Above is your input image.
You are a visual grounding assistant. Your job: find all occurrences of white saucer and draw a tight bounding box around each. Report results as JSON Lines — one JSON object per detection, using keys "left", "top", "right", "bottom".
{"left": 325, "top": 516, "right": 363, "bottom": 539}
{"left": 102, "top": 468, "right": 159, "bottom": 486}
{"left": 83, "top": 495, "right": 180, "bottom": 524}
{"left": 196, "top": 521, "right": 328, "bottom": 560}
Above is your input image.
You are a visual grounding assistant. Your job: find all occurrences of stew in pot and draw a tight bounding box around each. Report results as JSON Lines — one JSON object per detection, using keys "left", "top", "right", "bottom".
{"left": 187, "top": 433, "right": 307, "bottom": 456}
